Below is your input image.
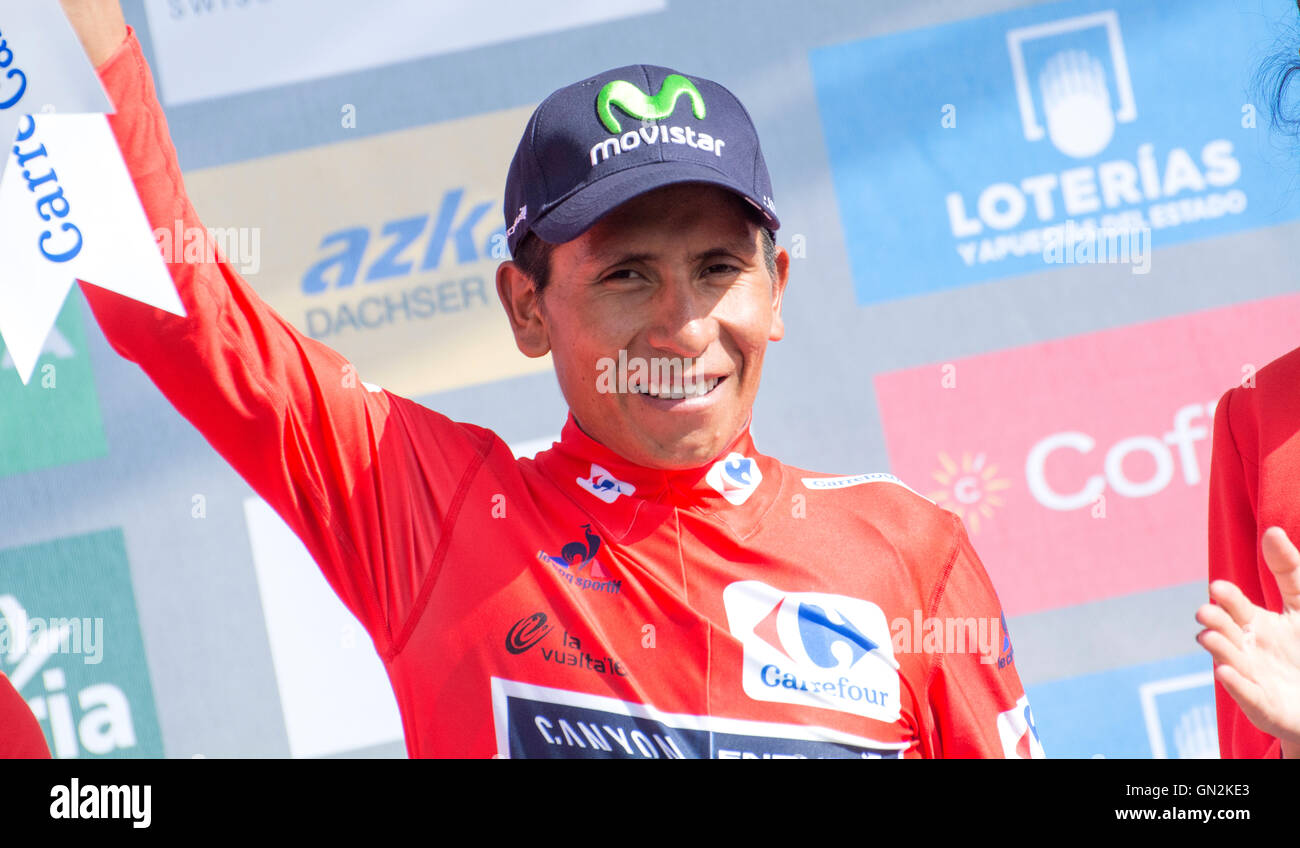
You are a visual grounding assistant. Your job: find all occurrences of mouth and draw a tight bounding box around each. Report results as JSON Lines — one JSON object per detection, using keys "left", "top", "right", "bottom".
{"left": 633, "top": 375, "right": 726, "bottom": 402}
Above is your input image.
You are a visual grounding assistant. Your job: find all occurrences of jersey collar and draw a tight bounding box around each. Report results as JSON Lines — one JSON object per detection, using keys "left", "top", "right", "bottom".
{"left": 533, "top": 413, "right": 782, "bottom": 542}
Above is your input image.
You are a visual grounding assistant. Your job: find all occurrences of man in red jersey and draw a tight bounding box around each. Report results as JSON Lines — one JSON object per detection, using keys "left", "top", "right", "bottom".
{"left": 58, "top": 0, "right": 1041, "bottom": 758}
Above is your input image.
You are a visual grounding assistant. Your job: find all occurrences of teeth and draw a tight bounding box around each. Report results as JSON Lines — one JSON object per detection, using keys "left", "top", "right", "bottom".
{"left": 637, "top": 377, "right": 719, "bottom": 399}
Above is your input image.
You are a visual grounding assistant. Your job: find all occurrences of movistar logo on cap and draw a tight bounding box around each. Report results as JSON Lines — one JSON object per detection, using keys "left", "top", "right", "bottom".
{"left": 588, "top": 73, "right": 725, "bottom": 166}
{"left": 597, "top": 74, "right": 706, "bottom": 132}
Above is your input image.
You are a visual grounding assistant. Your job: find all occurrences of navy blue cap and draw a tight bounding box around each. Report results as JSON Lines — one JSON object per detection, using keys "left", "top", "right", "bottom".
{"left": 503, "top": 64, "right": 780, "bottom": 256}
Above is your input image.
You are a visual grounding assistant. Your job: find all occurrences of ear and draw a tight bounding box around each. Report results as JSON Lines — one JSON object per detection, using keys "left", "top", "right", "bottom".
{"left": 495, "top": 260, "right": 551, "bottom": 357}
{"left": 768, "top": 245, "right": 790, "bottom": 342}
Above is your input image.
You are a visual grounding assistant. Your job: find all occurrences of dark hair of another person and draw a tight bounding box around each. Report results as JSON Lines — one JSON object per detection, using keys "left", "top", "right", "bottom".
{"left": 1261, "top": 1, "right": 1300, "bottom": 145}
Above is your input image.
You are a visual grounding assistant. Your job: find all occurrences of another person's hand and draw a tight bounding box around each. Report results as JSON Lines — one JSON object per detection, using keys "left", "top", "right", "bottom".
{"left": 1198, "top": 526, "right": 1300, "bottom": 756}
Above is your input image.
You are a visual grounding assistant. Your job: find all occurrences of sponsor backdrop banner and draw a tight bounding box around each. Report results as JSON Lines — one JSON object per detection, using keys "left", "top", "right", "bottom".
{"left": 5, "top": 0, "right": 1299, "bottom": 758}
{"left": 0, "top": 296, "right": 107, "bottom": 477}
{"left": 874, "top": 293, "right": 1300, "bottom": 616}
{"left": 181, "top": 105, "right": 552, "bottom": 398}
{"left": 811, "top": 0, "right": 1294, "bottom": 304}
{"left": 1026, "top": 652, "right": 1216, "bottom": 758}
{"left": 0, "top": 530, "right": 163, "bottom": 758}
{"left": 141, "top": 0, "right": 667, "bottom": 105}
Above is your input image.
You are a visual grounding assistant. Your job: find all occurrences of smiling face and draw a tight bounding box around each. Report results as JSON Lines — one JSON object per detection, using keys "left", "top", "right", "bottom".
{"left": 496, "top": 183, "right": 789, "bottom": 470}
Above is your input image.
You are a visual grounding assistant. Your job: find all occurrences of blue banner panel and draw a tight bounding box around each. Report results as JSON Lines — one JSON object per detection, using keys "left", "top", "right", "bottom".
{"left": 1026, "top": 652, "right": 1217, "bottom": 759}
{"left": 811, "top": 0, "right": 1297, "bottom": 303}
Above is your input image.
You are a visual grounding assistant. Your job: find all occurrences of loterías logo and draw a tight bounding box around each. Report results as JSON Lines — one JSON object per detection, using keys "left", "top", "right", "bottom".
{"left": 723, "top": 581, "right": 900, "bottom": 723}
{"left": 809, "top": 0, "right": 1286, "bottom": 303}
{"left": 1005, "top": 11, "right": 1137, "bottom": 160}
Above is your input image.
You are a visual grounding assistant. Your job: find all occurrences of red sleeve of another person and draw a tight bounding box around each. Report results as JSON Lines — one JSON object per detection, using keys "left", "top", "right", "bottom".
{"left": 0, "top": 674, "right": 49, "bottom": 758}
{"left": 1208, "top": 382, "right": 1281, "bottom": 758}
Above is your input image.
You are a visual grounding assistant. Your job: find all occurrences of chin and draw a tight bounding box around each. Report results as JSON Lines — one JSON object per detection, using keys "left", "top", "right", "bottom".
{"left": 637, "top": 426, "right": 735, "bottom": 470}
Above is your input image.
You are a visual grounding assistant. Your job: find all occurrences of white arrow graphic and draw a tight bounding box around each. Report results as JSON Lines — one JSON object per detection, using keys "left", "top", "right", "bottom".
{"left": 0, "top": 5, "right": 184, "bottom": 385}
{"left": 0, "top": 113, "right": 184, "bottom": 384}
{"left": 0, "top": 3, "right": 114, "bottom": 183}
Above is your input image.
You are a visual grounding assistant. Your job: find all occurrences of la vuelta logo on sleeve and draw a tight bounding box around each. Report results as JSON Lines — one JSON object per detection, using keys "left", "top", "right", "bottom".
{"left": 722, "top": 581, "right": 900, "bottom": 722}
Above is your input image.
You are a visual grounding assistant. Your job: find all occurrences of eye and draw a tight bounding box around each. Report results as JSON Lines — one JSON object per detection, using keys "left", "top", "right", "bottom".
{"left": 602, "top": 268, "right": 644, "bottom": 282}
{"left": 703, "top": 262, "right": 740, "bottom": 276}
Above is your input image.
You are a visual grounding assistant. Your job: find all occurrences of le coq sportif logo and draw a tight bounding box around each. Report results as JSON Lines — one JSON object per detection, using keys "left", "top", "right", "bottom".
{"left": 596, "top": 74, "right": 706, "bottom": 133}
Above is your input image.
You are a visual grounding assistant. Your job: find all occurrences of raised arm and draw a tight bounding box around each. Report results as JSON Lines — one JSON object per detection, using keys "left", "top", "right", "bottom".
{"left": 58, "top": 0, "right": 126, "bottom": 67}
{"left": 57, "top": 1, "right": 492, "bottom": 655}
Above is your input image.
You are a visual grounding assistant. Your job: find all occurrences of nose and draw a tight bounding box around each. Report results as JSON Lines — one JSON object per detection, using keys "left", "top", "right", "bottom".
{"left": 642, "top": 276, "right": 718, "bottom": 358}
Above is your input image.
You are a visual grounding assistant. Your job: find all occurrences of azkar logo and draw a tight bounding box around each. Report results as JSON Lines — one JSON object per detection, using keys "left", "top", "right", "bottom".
{"left": 996, "top": 695, "right": 1045, "bottom": 759}
{"left": 576, "top": 464, "right": 635, "bottom": 504}
{"left": 296, "top": 186, "right": 503, "bottom": 339}
{"left": 722, "top": 581, "right": 900, "bottom": 722}
{"left": 536, "top": 524, "right": 622, "bottom": 595}
{"left": 706, "top": 453, "right": 762, "bottom": 506}
{"left": 300, "top": 187, "right": 504, "bottom": 294}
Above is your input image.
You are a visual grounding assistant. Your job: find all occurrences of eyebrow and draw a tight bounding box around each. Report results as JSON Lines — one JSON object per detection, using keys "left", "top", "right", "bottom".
{"left": 591, "top": 238, "right": 757, "bottom": 269}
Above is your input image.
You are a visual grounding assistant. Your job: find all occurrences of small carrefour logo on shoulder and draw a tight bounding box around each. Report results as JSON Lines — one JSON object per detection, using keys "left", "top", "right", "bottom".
{"left": 576, "top": 463, "right": 635, "bottom": 504}
{"left": 706, "top": 453, "right": 762, "bottom": 505}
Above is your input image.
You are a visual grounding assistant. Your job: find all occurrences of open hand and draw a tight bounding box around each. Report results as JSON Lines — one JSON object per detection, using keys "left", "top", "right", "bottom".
{"left": 1198, "top": 526, "right": 1300, "bottom": 752}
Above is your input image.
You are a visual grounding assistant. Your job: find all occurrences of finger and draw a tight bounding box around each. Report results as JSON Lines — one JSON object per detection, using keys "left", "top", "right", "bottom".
{"left": 1215, "top": 664, "right": 1269, "bottom": 719}
{"left": 1196, "top": 602, "right": 1246, "bottom": 649}
{"left": 1262, "top": 526, "right": 1300, "bottom": 614}
{"left": 1209, "top": 579, "right": 1260, "bottom": 630}
{"left": 1197, "top": 628, "right": 1251, "bottom": 675}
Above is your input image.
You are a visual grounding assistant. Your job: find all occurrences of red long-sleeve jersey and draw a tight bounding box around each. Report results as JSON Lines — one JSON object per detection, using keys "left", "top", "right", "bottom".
{"left": 81, "top": 29, "right": 1040, "bottom": 758}
{"left": 1208, "top": 345, "right": 1300, "bottom": 759}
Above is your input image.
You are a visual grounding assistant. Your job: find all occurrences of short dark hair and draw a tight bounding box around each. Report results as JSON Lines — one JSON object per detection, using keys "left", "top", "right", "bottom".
{"left": 513, "top": 226, "right": 778, "bottom": 293}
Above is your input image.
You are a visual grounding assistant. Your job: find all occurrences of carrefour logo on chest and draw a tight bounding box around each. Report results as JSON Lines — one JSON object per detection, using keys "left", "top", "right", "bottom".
{"left": 589, "top": 74, "right": 725, "bottom": 166}
{"left": 723, "top": 581, "right": 900, "bottom": 722}
{"left": 809, "top": 0, "right": 1295, "bottom": 304}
